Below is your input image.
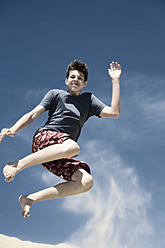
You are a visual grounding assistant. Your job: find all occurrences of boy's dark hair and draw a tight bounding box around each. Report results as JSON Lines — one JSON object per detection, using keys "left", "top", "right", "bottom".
{"left": 66, "top": 60, "right": 88, "bottom": 82}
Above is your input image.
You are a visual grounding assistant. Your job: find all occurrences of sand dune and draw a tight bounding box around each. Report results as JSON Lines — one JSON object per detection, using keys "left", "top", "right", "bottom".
{"left": 0, "top": 234, "right": 79, "bottom": 248}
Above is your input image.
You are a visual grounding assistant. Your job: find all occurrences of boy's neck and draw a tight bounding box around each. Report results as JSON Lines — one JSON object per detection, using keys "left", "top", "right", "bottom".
{"left": 67, "top": 89, "right": 81, "bottom": 96}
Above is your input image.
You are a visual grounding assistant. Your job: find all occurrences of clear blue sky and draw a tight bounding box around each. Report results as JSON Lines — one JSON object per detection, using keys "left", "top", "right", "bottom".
{"left": 0, "top": 0, "right": 165, "bottom": 247}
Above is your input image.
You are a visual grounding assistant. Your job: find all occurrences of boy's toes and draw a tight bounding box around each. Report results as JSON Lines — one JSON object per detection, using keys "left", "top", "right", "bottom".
{"left": 5, "top": 176, "right": 14, "bottom": 182}
{"left": 3, "top": 170, "right": 10, "bottom": 178}
{"left": 23, "top": 211, "right": 30, "bottom": 218}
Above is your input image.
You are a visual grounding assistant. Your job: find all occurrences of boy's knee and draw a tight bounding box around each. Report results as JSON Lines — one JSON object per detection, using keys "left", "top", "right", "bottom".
{"left": 72, "top": 168, "right": 94, "bottom": 193}
{"left": 72, "top": 143, "right": 80, "bottom": 155}
{"left": 86, "top": 175, "right": 94, "bottom": 191}
{"left": 82, "top": 174, "right": 94, "bottom": 192}
{"left": 63, "top": 140, "right": 80, "bottom": 157}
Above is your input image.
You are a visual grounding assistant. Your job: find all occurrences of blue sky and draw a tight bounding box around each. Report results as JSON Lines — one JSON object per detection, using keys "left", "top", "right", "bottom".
{"left": 0, "top": 0, "right": 165, "bottom": 247}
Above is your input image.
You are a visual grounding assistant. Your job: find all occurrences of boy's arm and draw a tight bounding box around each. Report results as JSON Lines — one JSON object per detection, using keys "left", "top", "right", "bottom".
{"left": 100, "top": 61, "right": 121, "bottom": 118}
{"left": 0, "top": 105, "right": 46, "bottom": 143}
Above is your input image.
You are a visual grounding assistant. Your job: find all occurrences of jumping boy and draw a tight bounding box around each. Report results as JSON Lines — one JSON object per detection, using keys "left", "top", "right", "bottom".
{"left": 0, "top": 60, "right": 121, "bottom": 218}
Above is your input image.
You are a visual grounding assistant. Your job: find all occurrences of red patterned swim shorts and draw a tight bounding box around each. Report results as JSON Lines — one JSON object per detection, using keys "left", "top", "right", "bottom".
{"left": 32, "top": 130, "right": 91, "bottom": 181}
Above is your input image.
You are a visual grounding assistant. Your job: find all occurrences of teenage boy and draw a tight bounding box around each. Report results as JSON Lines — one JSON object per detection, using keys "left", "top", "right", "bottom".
{"left": 0, "top": 60, "right": 121, "bottom": 218}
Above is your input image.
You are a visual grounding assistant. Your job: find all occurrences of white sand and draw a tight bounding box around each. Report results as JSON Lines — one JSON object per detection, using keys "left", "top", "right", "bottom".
{"left": 0, "top": 234, "right": 79, "bottom": 248}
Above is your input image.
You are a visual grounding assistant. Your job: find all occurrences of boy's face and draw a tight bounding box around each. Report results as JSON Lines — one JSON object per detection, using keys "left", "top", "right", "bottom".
{"left": 65, "top": 70, "right": 87, "bottom": 96}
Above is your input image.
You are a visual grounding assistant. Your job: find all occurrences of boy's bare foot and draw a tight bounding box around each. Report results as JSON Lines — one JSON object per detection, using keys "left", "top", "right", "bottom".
{"left": 19, "top": 195, "right": 33, "bottom": 218}
{"left": 3, "top": 161, "right": 19, "bottom": 182}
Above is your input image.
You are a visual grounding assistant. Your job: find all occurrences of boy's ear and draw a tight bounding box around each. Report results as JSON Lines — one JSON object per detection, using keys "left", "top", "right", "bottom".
{"left": 65, "top": 78, "right": 68, "bottom": 85}
{"left": 84, "top": 81, "right": 87, "bottom": 87}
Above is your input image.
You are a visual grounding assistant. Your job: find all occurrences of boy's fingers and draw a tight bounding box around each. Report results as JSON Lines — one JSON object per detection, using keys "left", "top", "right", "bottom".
{"left": 115, "top": 62, "right": 119, "bottom": 68}
{"left": 0, "top": 128, "right": 8, "bottom": 142}
{"left": 110, "top": 61, "right": 121, "bottom": 70}
{"left": 117, "top": 63, "right": 121, "bottom": 70}
{"left": 0, "top": 134, "right": 4, "bottom": 142}
{"left": 111, "top": 61, "right": 115, "bottom": 69}
{"left": 110, "top": 63, "right": 113, "bottom": 70}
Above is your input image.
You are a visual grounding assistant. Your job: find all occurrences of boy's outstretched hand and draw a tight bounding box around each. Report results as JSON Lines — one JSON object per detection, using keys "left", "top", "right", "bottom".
{"left": 0, "top": 128, "right": 16, "bottom": 143}
{"left": 108, "top": 61, "right": 121, "bottom": 80}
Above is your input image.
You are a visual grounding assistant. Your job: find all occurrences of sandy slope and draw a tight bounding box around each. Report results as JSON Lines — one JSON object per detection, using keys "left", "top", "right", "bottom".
{"left": 0, "top": 234, "right": 78, "bottom": 248}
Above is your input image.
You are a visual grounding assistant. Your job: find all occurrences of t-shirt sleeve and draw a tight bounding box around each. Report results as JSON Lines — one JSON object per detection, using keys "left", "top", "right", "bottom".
{"left": 39, "top": 90, "right": 56, "bottom": 110}
{"left": 89, "top": 94, "right": 106, "bottom": 117}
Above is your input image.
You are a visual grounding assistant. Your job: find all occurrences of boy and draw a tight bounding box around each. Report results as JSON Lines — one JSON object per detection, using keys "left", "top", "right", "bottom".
{"left": 0, "top": 60, "right": 121, "bottom": 218}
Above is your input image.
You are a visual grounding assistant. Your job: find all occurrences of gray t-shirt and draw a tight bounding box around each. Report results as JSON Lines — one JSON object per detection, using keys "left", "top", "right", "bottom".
{"left": 39, "top": 89, "right": 106, "bottom": 141}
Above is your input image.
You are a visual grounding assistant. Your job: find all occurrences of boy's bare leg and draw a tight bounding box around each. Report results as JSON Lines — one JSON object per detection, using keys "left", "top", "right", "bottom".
{"left": 3, "top": 139, "right": 80, "bottom": 182}
{"left": 19, "top": 167, "right": 94, "bottom": 218}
